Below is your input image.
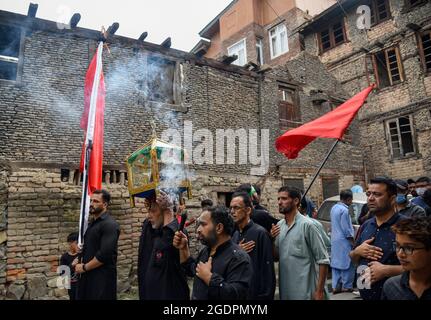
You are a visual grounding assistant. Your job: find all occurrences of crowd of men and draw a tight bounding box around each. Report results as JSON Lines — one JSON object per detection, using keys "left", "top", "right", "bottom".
{"left": 60, "top": 176, "right": 431, "bottom": 300}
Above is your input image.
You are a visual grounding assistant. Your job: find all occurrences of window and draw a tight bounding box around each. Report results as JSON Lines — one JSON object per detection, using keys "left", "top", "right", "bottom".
{"left": 138, "top": 56, "right": 178, "bottom": 104}
{"left": 372, "top": 47, "right": 404, "bottom": 88}
{"left": 386, "top": 116, "right": 416, "bottom": 158}
{"left": 217, "top": 192, "right": 233, "bottom": 207}
{"left": 283, "top": 178, "right": 305, "bottom": 192}
{"left": 228, "top": 38, "right": 247, "bottom": 66}
{"left": 322, "top": 177, "right": 339, "bottom": 200}
{"left": 418, "top": 30, "right": 431, "bottom": 74}
{"left": 366, "top": 0, "right": 391, "bottom": 26}
{"left": 278, "top": 87, "right": 301, "bottom": 130}
{"left": 256, "top": 38, "right": 264, "bottom": 65}
{"left": 269, "top": 24, "right": 288, "bottom": 59}
{"left": 318, "top": 20, "right": 346, "bottom": 53}
{"left": 0, "top": 24, "right": 21, "bottom": 81}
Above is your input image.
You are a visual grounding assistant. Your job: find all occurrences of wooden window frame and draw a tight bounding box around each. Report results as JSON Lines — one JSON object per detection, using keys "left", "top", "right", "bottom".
{"left": 417, "top": 30, "right": 431, "bottom": 74}
{"left": 368, "top": 0, "right": 391, "bottom": 27}
{"left": 0, "top": 23, "right": 25, "bottom": 84}
{"left": 386, "top": 115, "right": 416, "bottom": 159}
{"left": 269, "top": 23, "right": 289, "bottom": 59}
{"left": 318, "top": 19, "right": 347, "bottom": 54}
{"left": 278, "top": 86, "right": 301, "bottom": 131}
{"left": 372, "top": 46, "right": 404, "bottom": 88}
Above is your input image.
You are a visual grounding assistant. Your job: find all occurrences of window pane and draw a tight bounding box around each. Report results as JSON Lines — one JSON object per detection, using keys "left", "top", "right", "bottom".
{"left": 333, "top": 22, "right": 345, "bottom": 44}
{"left": 0, "top": 24, "right": 21, "bottom": 58}
{"left": 0, "top": 60, "right": 17, "bottom": 80}
{"left": 272, "top": 36, "right": 278, "bottom": 57}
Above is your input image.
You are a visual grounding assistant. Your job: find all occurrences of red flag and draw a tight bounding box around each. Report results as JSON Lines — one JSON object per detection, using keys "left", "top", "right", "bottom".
{"left": 275, "top": 85, "right": 374, "bottom": 159}
{"left": 79, "top": 47, "right": 105, "bottom": 194}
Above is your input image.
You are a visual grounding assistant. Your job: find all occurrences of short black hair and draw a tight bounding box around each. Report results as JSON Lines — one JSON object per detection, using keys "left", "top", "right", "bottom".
{"left": 340, "top": 189, "right": 353, "bottom": 201}
{"left": 205, "top": 205, "right": 234, "bottom": 236}
{"left": 407, "top": 178, "right": 416, "bottom": 184}
{"left": 392, "top": 217, "right": 431, "bottom": 250}
{"left": 93, "top": 189, "right": 111, "bottom": 204}
{"left": 201, "top": 199, "right": 213, "bottom": 208}
{"left": 253, "top": 184, "right": 261, "bottom": 196}
{"left": 67, "top": 232, "right": 78, "bottom": 243}
{"left": 416, "top": 176, "right": 431, "bottom": 184}
{"left": 236, "top": 183, "right": 252, "bottom": 194}
{"left": 300, "top": 197, "right": 307, "bottom": 211}
{"left": 278, "top": 186, "right": 302, "bottom": 203}
{"left": 231, "top": 192, "right": 253, "bottom": 209}
{"left": 369, "top": 176, "right": 397, "bottom": 196}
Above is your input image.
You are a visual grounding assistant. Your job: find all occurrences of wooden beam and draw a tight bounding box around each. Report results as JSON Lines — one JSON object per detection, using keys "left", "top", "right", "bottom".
{"left": 221, "top": 54, "right": 238, "bottom": 65}
{"left": 161, "top": 37, "right": 171, "bottom": 48}
{"left": 27, "top": 3, "right": 38, "bottom": 18}
{"left": 69, "top": 13, "right": 81, "bottom": 29}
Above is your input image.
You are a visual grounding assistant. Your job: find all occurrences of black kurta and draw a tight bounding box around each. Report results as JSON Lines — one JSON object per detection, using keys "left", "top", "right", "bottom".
{"left": 232, "top": 220, "right": 275, "bottom": 300}
{"left": 251, "top": 208, "right": 279, "bottom": 233}
{"left": 77, "top": 212, "right": 120, "bottom": 300}
{"left": 182, "top": 239, "right": 253, "bottom": 300}
{"left": 138, "top": 218, "right": 190, "bottom": 300}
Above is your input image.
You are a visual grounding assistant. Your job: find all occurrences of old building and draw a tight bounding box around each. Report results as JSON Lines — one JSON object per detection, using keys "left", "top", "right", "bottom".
{"left": 191, "top": 0, "right": 336, "bottom": 66}
{"left": 0, "top": 6, "right": 364, "bottom": 299}
{"left": 299, "top": 0, "right": 431, "bottom": 179}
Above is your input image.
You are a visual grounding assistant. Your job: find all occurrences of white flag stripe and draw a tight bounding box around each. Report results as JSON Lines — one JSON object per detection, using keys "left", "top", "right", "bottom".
{"left": 78, "top": 42, "right": 104, "bottom": 248}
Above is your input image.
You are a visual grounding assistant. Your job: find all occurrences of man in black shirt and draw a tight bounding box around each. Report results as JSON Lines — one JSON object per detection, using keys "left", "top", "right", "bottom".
{"left": 236, "top": 184, "right": 278, "bottom": 233}
{"left": 173, "top": 205, "right": 252, "bottom": 300}
{"left": 75, "top": 189, "right": 120, "bottom": 300}
{"left": 350, "top": 177, "right": 404, "bottom": 300}
{"left": 138, "top": 191, "right": 189, "bottom": 300}
{"left": 230, "top": 192, "right": 275, "bottom": 300}
{"left": 382, "top": 217, "right": 431, "bottom": 300}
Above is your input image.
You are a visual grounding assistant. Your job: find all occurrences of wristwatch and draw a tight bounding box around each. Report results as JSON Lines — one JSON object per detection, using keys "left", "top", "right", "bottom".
{"left": 82, "top": 263, "right": 87, "bottom": 272}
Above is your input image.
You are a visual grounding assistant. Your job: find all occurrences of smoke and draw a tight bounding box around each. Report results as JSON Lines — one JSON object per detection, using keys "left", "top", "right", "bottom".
{"left": 103, "top": 46, "right": 191, "bottom": 197}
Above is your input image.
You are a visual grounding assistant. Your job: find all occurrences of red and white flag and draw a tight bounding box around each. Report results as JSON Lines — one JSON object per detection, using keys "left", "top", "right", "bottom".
{"left": 78, "top": 42, "right": 105, "bottom": 246}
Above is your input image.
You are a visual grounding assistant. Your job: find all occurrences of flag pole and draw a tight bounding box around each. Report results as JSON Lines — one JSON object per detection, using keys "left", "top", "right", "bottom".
{"left": 302, "top": 139, "right": 339, "bottom": 200}
{"left": 78, "top": 40, "right": 104, "bottom": 249}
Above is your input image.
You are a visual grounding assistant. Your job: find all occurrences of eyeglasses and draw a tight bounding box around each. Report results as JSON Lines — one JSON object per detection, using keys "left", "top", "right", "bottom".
{"left": 229, "top": 206, "right": 245, "bottom": 212}
{"left": 394, "top": 244, "right": 426, "bottom": 255}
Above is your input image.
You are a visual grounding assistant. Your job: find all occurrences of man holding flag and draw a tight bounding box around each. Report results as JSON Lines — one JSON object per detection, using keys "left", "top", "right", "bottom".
{"left": 73, "top": 38, "right": 120, "bottom": 299}
{"left": 74, "top": 189, "right": 120, "bottom": 300}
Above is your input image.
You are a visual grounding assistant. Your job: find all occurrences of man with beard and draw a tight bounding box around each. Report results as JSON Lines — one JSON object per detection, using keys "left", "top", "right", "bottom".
{"left": 137, "top": 191, "right": 189, "bottom": 300}
{"left": 230, "top": 192, "right": 275, "bottom": 300}
{"left": 173, "top": 205, "right": 252, "bottom": 300}
{"left": 350, "top": 177, "right": 404, "bottom": 300}
{"left": 270, "top": 186, "right": 329, "bottom": 300}
{"left": 74, "top": 190, "right": 120, "bottom": 300}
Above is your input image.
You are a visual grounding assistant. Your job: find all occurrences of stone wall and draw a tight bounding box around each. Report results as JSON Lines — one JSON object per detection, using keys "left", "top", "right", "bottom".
{"left": 0, "top": 11, "right": 366, "bottom": 299}
{"left": 301, "top": 0, "right": 431, "bottom": 179}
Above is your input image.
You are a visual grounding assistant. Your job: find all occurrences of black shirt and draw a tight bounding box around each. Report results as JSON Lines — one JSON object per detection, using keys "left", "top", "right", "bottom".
{"left": 182, "top": 239, "right": 253, "bottom": 300}
{"left": 382, "top": 272, "right": 431, "bottom": 300}
{"left": 251, "top": 208, "right": 279, "bottom": 233}
{"left": 355, "top": 213, "right": 405, "bottom": 300}
{"left": 77, "top": 212, "right": 120, "bottom": 300}
{"left": 138, "top": 218, "right": 190, "bottom": 300}
{"left": 232, "top": 220, "right": 275, "bottom": 300}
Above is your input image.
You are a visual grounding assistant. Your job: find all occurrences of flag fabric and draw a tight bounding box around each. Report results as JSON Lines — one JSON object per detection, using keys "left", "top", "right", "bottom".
{"left": 78, "top": 42, "right": 105, "bottom": 246}
{"left": 275, "top": 85, "right": 375, "bottom": 159}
